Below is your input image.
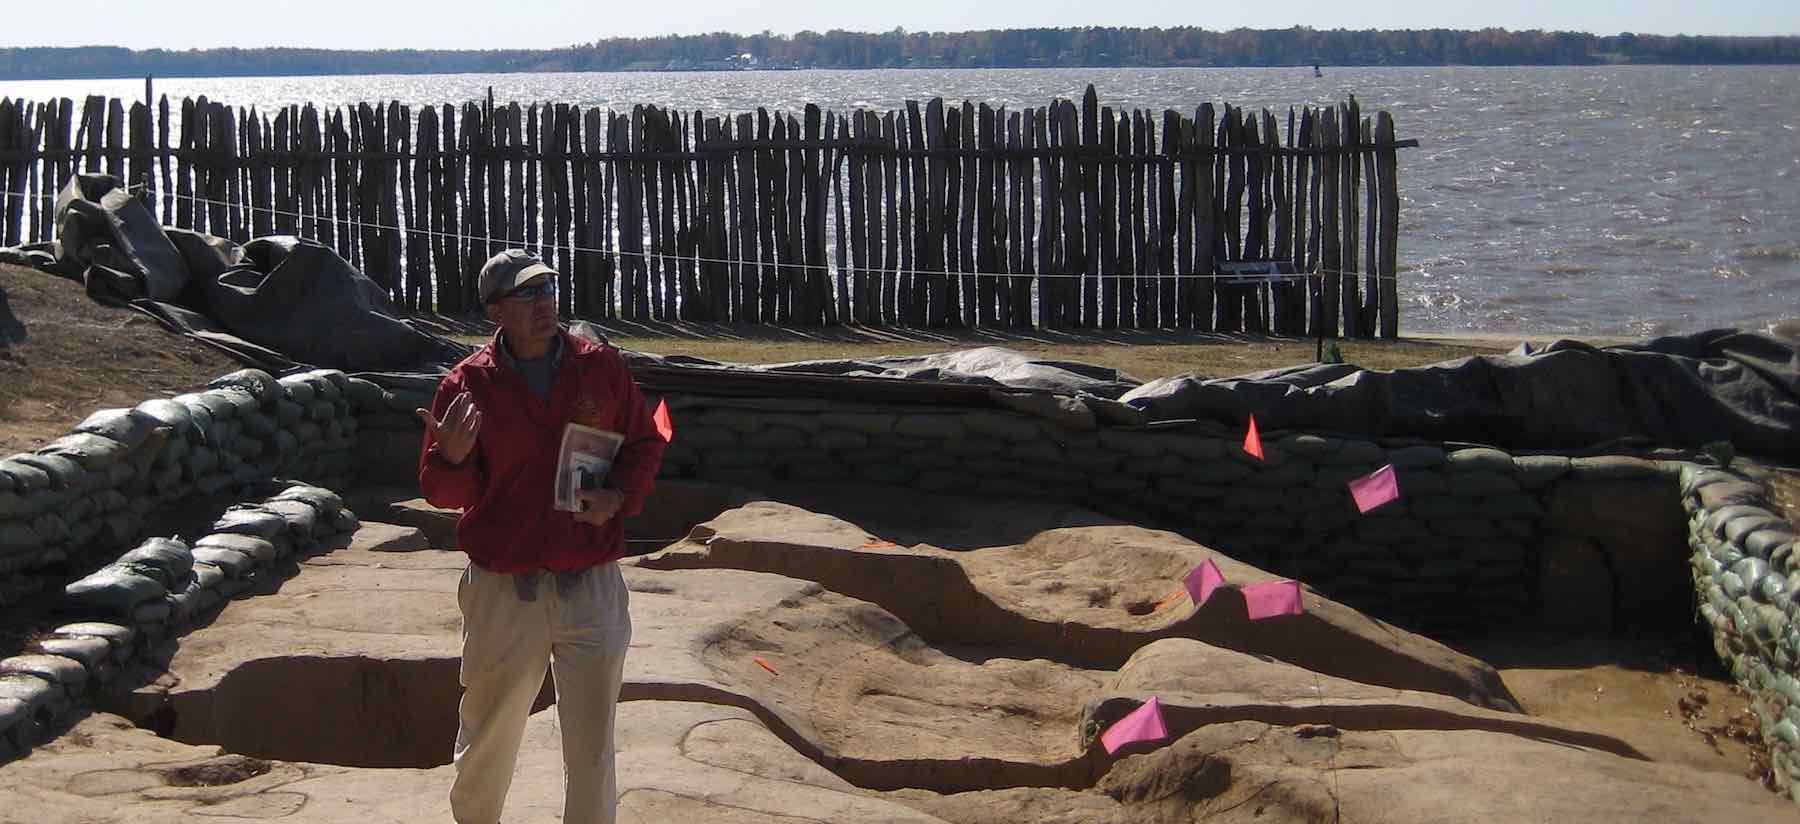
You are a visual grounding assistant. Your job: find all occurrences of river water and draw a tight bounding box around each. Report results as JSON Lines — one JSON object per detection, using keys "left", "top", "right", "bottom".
{"left": 4, "top": 66, "right": 1796, "bottom": 336}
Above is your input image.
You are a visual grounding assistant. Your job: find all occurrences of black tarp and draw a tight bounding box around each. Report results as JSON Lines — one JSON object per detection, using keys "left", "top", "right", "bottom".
{"left": 13, "top": 173, "right": 1800, "bottom": 461}
{"left": 51, "top": 174, "right": 471, "bottom": 375}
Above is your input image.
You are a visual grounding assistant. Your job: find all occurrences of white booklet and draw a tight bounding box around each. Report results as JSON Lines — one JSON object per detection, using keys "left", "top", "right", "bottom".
{"left": 553, "top": 422, "right": 625, "bottom": 513}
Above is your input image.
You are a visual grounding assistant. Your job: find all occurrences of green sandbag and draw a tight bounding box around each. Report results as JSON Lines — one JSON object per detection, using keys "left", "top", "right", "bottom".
{"left": 273, "top": 485, "right": 343, "bottom": 514}
{"left": 259, "top": 500, "right": 319, "bottom": 540}
{"left": 299, "top": 369, "right": 348, "bottom": 399}
{"left": 74, "top": 409, "right": 159, "bottom": 451}
{"left": 153, "top": 434, "right": 190, "bottom": 468}
{"left": 41, "top": 433, "right": 132, "bottom": 472}
{"left": 209, "top": 388, "right": 262, "bottom": 418}
{"left": 193, "top": 532, "right": 277, "bottom": 562}
{"left": 239, "top": 410, "right": 278, "bottom": 438}
{"left": 1732, "top": 558, "right": 1772, "bottom": 600}
{"left": 14, "top": 453, "right": 85, "bottom": 491}
{"left": 116, "top": 537, "right": 193, "bottom": 588}
{"left": 208, "top": 368, "right": 282, "bottom": 405}
{"left": 194, "top": 473, "right": 233, "bottom": 496}
{"left": 305, "top": 400, "right": 336, "bottom": 422}
{"left": 0, "top": 456, "right": 51, "bottom": 492}
{"left": 343, "top": 378, "right": 386, "bottom": 410}
{"left": 30, "top": 511, "right": 66, "bottom": 545}
{"left": 191, "top": 547, "right": 256, "bottom": 578}
{"left": 184, "top": 446, "right": 220, "bottom": 479}
{"left": 134, "top": 399, "right": 197, "bottom": 439}
{"left": 0, "top": 522, "right": 39, "bottom": 554}
{"left": 175, "top": 391, "right": 237, "bottom": 422}
{"left": 210, "top": 508, "right": 288, "bottom": 540}
{"left": 274, "top": 399, "right": 304, "bottom": 426}
{"left": 65, "top": 567, "right": 167, "bottom": 616}
{"left": 173, "top": 397, "right": 219, "bottom": 445}
{"left": 278, "top": 377, "right": 317, "bottom": 405}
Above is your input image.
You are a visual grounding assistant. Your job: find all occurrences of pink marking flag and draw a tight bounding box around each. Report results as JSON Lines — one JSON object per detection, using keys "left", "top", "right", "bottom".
{"left": 652, "top": 399, "right": 674, "bottom": 443}
{"left": 1100, "top": 697, "right": 1171, "bottom": 755}
{"left": 1183, "top": 558, "right": 1225, "bottom": 606}
{"left": 1348, "top": 464, "right": 1400, "bottom": 513}
{"left": 1242, "top": 415, "right": 1264, "bottom": 460}
{"left": 1242, "top": 580, "right": 1305, "bottom": 620}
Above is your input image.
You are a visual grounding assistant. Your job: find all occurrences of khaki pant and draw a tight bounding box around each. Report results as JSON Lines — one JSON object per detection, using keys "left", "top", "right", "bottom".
{"left": 451, "top": 562, "right": 632, "bottom": 824}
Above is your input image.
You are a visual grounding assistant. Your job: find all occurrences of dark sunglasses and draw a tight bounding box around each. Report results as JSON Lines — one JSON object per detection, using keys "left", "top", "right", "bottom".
{"left": 495, "top": 279, "right": 558, "bottom": 303}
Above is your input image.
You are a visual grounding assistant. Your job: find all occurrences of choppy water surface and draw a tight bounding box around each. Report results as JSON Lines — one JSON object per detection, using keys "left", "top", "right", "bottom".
{"left": 5, "top": 66, "right": 1797, "bottom": 336}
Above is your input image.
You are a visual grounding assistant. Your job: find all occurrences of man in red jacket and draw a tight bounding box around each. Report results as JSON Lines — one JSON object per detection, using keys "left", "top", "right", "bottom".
{"left": 417, "top": 249, "right": 665, "bottom": 824}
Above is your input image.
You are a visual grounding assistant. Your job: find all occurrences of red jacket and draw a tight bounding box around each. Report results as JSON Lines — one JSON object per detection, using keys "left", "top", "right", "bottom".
{"left": 418, "top": 331, "right": 666, "bottom": 573}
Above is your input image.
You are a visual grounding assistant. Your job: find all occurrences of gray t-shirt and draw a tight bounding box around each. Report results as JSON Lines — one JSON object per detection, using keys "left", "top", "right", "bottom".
{"left": 496, "top": 332, "right": 564, "bottom": 401}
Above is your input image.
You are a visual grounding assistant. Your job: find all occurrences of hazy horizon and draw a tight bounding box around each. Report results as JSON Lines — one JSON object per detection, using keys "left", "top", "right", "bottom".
{"left": 7, "top": 1, "right": 1797, "bottom": 51}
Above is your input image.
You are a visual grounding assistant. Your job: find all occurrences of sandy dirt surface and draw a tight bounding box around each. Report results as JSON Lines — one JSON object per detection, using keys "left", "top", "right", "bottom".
{"left": 0, "top": 263, "right": 241, "bottom": 455}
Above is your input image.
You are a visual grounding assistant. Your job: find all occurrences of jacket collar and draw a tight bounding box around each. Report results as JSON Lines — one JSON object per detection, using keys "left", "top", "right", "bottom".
{"left": 465, "top": 327, "right": 601, "bottom": 374}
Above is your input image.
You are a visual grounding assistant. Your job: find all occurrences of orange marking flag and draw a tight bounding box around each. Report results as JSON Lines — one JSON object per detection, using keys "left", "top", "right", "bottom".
{"left": 753, "top": 656, "right": 780, "bottom": 676}
{"left": 652, "top": 399, "right": 674, "bottom": 443}
{"left": 1242, "top": 415, "right": 1264, "bottom": 460}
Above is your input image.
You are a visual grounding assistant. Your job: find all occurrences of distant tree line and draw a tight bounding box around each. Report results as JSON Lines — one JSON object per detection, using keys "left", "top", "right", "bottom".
{"left": 4, "top": 27, "right": 1798, "bottom": 79}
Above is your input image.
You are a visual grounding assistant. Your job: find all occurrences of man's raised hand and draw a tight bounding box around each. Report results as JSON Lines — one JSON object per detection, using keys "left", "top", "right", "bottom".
{"left": 417, "top": 391, "right": 482, "bottom": 466}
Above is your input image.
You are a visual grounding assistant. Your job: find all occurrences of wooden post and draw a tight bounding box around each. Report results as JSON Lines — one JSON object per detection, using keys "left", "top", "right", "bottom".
{"left": 957, "top": 101, "right": 977, "bottom": 327}
{"left": 732, "top": 112, "right": 757, "bottom": 323}
{"left": 1097, "top": 106, "right": 1117, "bottom": 329}
{"left": 976, "top": 103, "right": 1000, "bottom": 327}
{"left": 1319, "top": 106, "right": 1341, "bottom": 339}
{"left": 1376, "top": 112, "right": 1400, "bottom": 339}
{"left": 923, "top": 98, "right": 948, "bottom": 327}
{"left": 1057, "top": 99, "right": 1084, "bottom": 329}
{"left": 940, "top": 102, "right": 962, "bottom": 327}
{"left": 1192, "top": 105, "right": 1217, "bottom": 332}
{"left": 1011, "top": 109, "right": 1035, "bottom": 328}
{"left": 1340, "top": 97, "right": 1362, "bottom": 337}
{"left": 1034, "top": 106, "right": 1056, "bottom": 328}
{"left": 847, "top": 112, "right": 868, "bottom": 324}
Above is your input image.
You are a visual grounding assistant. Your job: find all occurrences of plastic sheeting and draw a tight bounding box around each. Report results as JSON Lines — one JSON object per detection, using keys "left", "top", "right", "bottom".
{"left": 50, "top": 173, "right": 472, "bottom": 376}
{"left": 1120, "top": 331, "right": 1800, "bottom": 460}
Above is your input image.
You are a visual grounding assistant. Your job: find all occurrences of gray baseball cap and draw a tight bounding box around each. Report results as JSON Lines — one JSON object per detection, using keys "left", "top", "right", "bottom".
{"left": 478, "top": 249, "right": 557, "bottom": 304}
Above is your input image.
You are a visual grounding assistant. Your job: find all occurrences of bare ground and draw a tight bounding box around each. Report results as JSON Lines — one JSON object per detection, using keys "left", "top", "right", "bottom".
{"left": 0, "top": 263, "right": 241, "bottom": 455}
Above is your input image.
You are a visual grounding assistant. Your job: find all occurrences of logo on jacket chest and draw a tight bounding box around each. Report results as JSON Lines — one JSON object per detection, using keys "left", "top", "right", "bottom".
{"left": 571, "top": 395, "right": 608, "bottom": 429}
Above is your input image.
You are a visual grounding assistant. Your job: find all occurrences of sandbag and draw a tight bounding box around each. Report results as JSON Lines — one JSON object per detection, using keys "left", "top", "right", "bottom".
{"left": 73, "top": 409, "right": 160, "bottom": 452}
{"left": 272, "top": 485, "right": 344, "bottom": 515}
{"left": 190, "top": 547, "right": 257, "bottom": 578}
{"left": 133, "top": 399, "right": 198, "bottom": 440}
{"left": 12, "top": 454, "right": 85, "bottom": 491}
{"left": 115, "top": 538, "right": 193, "bottom": 589}
{"left": 278, "top": 377, "right": 317, "bottom": 405}
{"left": 207, "top": 369, "right": 282, "bottom": 405}
{"left": 64, "top": 568, "right": 167, "bottom": 616}
{"left": 258, "top": 500, "right": 319, "bottom": 540}
{"left": 40, "top": 433, "right": 132, "bottom": 471}
{"left": 210, "top": 508, "right": 288, "bottom": 540}
{"left": 192, "top": 532, "right": 277, "bottom": 562}
{"left": 0, "top": 456, "right": 51, "bottom": 492}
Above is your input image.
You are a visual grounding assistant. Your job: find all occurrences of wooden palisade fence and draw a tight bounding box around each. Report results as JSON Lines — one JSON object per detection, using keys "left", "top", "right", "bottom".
{"left": 0, "top": 86, "right": 1410, "bottom": 337}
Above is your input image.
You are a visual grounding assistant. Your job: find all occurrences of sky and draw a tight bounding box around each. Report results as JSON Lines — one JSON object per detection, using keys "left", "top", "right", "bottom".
{"left": 14, "top": 0, "right": 1799, "bottom": 50}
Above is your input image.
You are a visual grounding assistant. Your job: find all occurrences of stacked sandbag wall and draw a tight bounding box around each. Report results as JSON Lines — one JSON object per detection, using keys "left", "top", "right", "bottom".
{"left": 0, "top": 485, "right": 359, "bottom": 757}
{"left": 0, "top": 368, "right": 363, "bottom": 609}
{"left": 1683, "top": 465, "right": 1800, "bottom": 801}
{"left": 655, "top": 395, "right": 1688, "bottom": 632}
{"left": 345, "top": 382, "right": 431, "bottom": 488}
